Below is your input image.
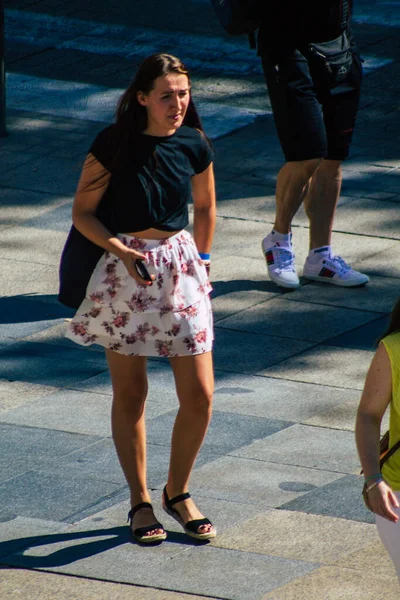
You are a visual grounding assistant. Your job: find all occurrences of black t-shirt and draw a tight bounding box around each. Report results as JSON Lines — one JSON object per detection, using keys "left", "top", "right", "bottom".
{"left": 89, "top": 125, "right": 213, "bottom": 233}
{"left": 258, "top": 0, "right": 353, "bottom": 53}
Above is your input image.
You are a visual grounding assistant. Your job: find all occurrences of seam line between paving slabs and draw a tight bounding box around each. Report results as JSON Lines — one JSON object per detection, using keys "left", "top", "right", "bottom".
{"left": 245, "top": 372, "right": 361, "bottom": 392}
{"left": 214, "top": 371, "right": 362, "bottom": 393}
{"left": 215, "top": 321, "right": 334, "bottom": 345}
{"left": 215, "top": 215, "right": 400, "bottom": 242}
{"left": 223, "top": 453, "right": 359, "bottom": 476}
{"left": 10, "top": 568, "right": 230, "bottom": 600}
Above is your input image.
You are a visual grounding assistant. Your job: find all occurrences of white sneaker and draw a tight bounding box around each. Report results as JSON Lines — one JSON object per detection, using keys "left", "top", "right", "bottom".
{"left": 303, "top": 253, "right": 369, "bottom": 287}
{"left": 261, "top": 234, "right": 300, "bottom": 289}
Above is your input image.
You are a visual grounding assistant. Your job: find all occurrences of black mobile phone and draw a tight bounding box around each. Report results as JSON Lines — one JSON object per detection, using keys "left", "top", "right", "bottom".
{"left": 135, "top": 260, "right": 152, "bottom": 282}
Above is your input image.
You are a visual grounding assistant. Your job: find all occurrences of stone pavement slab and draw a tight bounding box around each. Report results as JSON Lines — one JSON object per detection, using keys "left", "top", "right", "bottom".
{"left": 216, "top": 297, "right": 379, "bottom": 343}
{"left": 258, "top": 345, "right": 374, "bottom": 390}
{"left": 2, "top": 0, "right": 400, "bottom": 596}
{"left": 1, "top": 568, "right": 210, "bottom": 600}
{"left": 232, "top": 423, "right": 360, "bottom": 474}
{"left": 261, "top": 567, "right": 399, "bottom": 600}
{"left": 214, "top": 510, "right": 378, "bottom": 564}
{"left": 281, "top": 475, "right": 374, "bottom": 524}
{"left": 187, "top": 456, "right": 343, "bottom": 506}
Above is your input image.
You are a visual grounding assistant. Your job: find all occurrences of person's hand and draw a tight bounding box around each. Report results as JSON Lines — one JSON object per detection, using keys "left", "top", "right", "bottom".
{"left": 368, "top": 481, "right": 399, "bottom": 522}
{"left": 203, "top": 260, "right": 211, "bottom": 276}
{"left": 120, "top": 250, "right": 155, "bottom": 286}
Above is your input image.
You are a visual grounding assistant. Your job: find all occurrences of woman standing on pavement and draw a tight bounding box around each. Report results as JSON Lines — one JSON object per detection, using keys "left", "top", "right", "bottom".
{"left": 64, "top": 53, "right": 217, "bottom": 543}
{"left": 356, "top": 297, "right": 400, "bottom": 578}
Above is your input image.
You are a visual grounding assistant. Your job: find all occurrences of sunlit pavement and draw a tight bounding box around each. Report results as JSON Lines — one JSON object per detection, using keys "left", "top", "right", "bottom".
{"left": 1, "top": 1, "right": 400, "bottom": 598}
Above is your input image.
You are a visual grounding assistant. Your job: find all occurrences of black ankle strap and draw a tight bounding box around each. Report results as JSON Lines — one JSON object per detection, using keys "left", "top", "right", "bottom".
{"left": 164, "top": 486, "right": 191, "bottom": 508}
{"left": 127, "top": 501, "right": 152, "bottom": 522}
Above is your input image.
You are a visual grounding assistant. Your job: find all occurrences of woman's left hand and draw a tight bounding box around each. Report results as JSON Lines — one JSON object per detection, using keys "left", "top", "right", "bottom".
{"left": 368, "top": 481, "right": 399, "bottom": 522}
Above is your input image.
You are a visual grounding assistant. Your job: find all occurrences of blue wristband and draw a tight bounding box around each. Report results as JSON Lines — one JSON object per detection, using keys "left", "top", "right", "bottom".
{"left": 199, "top": 253, "right": 210, "bottom": 261}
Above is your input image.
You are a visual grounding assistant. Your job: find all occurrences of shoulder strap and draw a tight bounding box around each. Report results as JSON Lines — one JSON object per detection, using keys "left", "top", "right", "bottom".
{"left": 380, "top": 439, "right": 400, "bottom": 469}
{"left": 340, "top": 0, "right": 349, "bottom": 31}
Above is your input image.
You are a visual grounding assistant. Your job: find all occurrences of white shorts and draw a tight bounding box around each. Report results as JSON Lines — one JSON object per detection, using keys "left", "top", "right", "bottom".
{"left": 376, "top": 491, "right": 400, "bottom": 581}
{"left": 66, "top": 230, "right": 213, "bottom": 357}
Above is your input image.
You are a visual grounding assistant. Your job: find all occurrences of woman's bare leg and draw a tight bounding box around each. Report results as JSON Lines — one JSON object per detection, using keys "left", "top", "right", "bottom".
{"left": 106, "top": 349, "right": 163, "bottom": 536}
{"left": 165, "top": 351, "right": 214, "bottom": 534}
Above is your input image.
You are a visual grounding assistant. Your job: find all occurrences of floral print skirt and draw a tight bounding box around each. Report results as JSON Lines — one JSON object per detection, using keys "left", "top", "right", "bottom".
{"left": 66, "top": 230, "right": 213, "bottom": 357}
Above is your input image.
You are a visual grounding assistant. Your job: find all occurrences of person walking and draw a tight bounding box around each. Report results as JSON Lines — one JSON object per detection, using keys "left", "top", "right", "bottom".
{"left": 356, "top": 297, "right": 400, "bottom": 579}
{"left": 258, "top": 0, "right": 369, "bottom": 289}
{"left": 62, "top": 53, "right": 217, "bottom": 543}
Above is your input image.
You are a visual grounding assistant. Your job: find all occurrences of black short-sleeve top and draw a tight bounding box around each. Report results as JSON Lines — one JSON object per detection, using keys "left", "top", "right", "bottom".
{"left": 89, "top": 124, "right": 213, "bottom": 233}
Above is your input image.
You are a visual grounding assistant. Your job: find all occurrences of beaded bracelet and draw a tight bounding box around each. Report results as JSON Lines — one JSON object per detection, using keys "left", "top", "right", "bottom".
{"left": 364, "top": 473, "right": 382, "bottom": 484}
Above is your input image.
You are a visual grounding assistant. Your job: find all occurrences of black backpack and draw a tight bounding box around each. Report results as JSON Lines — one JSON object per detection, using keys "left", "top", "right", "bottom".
{"left": 209, "top": 0, "right": 264, "bottom": 46}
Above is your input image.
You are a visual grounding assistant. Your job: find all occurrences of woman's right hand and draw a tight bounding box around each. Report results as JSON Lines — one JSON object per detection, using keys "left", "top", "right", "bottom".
{"left": 120, "top": 250, "right": 155, "bottom": 286}
{"left": 368, "top": 481, "right": 399, "bottom": 522}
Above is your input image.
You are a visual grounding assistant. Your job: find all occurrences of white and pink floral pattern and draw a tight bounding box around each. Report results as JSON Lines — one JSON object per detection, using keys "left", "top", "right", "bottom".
{"left": 66, "top": 230, "right": 213, "bottom": 357}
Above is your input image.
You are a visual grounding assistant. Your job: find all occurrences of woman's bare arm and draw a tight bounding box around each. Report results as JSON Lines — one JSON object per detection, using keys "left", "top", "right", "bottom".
{"left": 355, "top": 343, "right": 399, "bottom": 521}
{"left": 191, "top": 163, "right": 216, "bottom": 256}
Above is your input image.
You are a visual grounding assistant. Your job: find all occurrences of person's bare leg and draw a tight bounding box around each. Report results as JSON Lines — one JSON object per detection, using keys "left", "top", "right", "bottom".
{"left": 303, "top": 159, "right": 342, "bottom": 250}
{"left": 274, "top": 158, "right": 322, "bottom": 234}
{"left": 165, "top": 352, "right": 214, "bottom": 534}
{"left": 106, "top": 349, "right": 163, "bottom": 537}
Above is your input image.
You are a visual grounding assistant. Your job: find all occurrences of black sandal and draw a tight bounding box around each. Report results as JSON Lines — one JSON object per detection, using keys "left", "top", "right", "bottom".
{"left": 162, "top": 486, "right": 216, "bottom": 540}
{"left": 127, "top": 502, "right": 167, "bottom": 544}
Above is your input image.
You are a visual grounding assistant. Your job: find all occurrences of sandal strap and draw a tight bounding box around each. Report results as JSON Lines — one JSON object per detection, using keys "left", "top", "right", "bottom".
{"left": 133, "top": 522, "right": 164, "bottom": 537}
{"left": 185, "top": 518, "right": 213, "bottom": 534}
{"left": 127, "top": 501, "right": 153, "bottom": 523}
{"left": 163, "top": 485, "right": 191, "bottom": 509}
{"left": 166, "top": 492, "right": 191, "bottom": 508}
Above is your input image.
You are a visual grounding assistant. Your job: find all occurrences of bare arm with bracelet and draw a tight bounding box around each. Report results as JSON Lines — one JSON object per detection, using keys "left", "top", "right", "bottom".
{"left": 355, "top": 343, "right": 399, "bottom": 522}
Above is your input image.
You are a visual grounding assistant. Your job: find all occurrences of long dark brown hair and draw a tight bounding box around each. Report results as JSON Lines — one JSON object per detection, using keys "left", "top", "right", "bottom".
{"left": 378, "top": 297, "right": 400, "bottom": 344}
{"left": 116, "top": 53, "right": 203, "bottom": 133}
{"left": 85, "top": 53, "right": 206, "bottom": 189}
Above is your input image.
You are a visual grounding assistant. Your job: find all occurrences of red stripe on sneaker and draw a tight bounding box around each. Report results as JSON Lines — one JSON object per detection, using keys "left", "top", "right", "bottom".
{"left": 266, "top": 250, "right": 274, "bottom": 265}
{"left": 319, "top": 267, "right": 335, "bottom": 278}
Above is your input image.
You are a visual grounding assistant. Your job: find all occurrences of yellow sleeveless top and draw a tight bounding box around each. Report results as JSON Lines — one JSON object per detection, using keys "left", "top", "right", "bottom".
{"left": 382, "top": 331, "right": 400, "bottom": 490}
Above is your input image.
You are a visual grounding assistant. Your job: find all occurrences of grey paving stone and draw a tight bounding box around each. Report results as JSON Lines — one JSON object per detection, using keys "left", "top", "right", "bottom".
{"left": 0, "top": 390, "right": 112, "bottom": 436}
{"left": 22, "top": 203, "right": 74, "bottom": 233}
{"left": 0, "top": 341, "right": 106, "bottom": 386}
{"left": 137, "top": 545, "right": 317, "bottom": 599}
{"left": 0, "top": 187, "right": 70, "bottom": 229}
{"left": 0, "top": 260, "right": 60, "bottom": 299}
{"left": 281, "top": 475, "right": 375, "bottom": 524}
{"left": 329, "top": 198, "right": 400, "bottom": 238}
{"left": 3, "top": 517, "right": 187, "bottom": 580}
{"left": 213, "top": 370, "right": 358, "bottom": 422}
{"left": 147, "top": 410, "right": 293, "bottom": 456}
{"left": 0, "top": 379, "right": 58, "bottom": 411}
{"left": 325, "top": 315, "right": 389, "bottom": 350}
{"left": 35, "top": 439, "right": 185, "bottom": 489}
{"left": 0, "top": 155, "right": 82, "bottom": 195}
{"left": 0, "top": 517, "right": 69, "bottom": 559}
{"left": 213, "top": 328, "right": 315, "bottom": 374}
{"left": 0, "top": 422, "right": 102, "bottom": 482}
{"left": 216, "top": 297, "right": 379, "bottom": 343}
{"left": 258, "top": 345, "right": 373, "bottom": 390}
{"left": 0, "top": 296, "right": 71, "bottom": 340}
{"left": 232, "top": 424, "right": 360, "bottom": 474}
{"left": 288, "top": 275, "right": 399, "bottom": 314}
{"left": 0, "top": 470, "right": 126, "bottom": 523}
{"left": 187, "top": 456, "right": 343, "bottom": 507}
{"left": 357, "top": 240, "right": 400, "bottom": 279}
{"left": 0, "top": 226, "right": 68, "bottom": 266}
